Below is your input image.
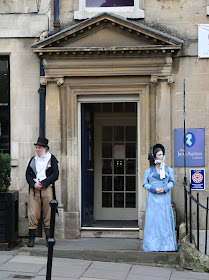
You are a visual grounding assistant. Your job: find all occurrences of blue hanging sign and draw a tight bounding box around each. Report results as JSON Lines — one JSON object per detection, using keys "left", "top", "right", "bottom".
{"left": 190, "top": 169, "right": 205, "bottom": 190}
{"left": 174, "top": 129, "right": 205, "bottom": 167}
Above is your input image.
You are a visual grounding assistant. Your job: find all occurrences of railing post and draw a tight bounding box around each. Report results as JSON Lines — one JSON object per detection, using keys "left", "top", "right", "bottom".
{"left": 189, "top": 184, "right": 192, "bottom": 243}
{"left": 205, "top": 197, "right": 209, "bottom": 255}
{"left": 197, "top": 193, "right": 199, "bottom": 251}
{"left": 184, "top": 177, "right": 188, "bottom": 234}
{"left": 46, "top": 199, "right": 58, "bottom": 280}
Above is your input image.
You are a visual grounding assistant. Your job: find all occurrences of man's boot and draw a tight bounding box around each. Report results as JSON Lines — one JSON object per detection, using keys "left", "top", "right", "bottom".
{"left": 45, "top": 228, "right": 50, "bottom": 247}
{"left": 27, "top": 229, "right": 36, "bottom": 247}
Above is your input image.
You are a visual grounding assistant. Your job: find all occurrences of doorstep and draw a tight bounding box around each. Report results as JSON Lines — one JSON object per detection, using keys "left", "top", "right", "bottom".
{"left": 18, "top": 238, "right": 180, "bottom": 268}
{"left": 80, "top": 227, "right": 140, "bottom": 238}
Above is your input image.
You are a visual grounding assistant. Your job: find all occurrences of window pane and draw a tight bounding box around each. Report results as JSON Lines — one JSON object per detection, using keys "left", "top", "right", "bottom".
{"left": 126, "top": 159, "right": 136, "bottom": 174}
{"left": 0, "top": 107, "right": 9, "bottom": 153}
{"left": 102, "top": 192, "right": 112, "bottom": 207}
{"left": 126, "top": 193, "right": 136, "bottom": 208}
{"left": 102, "top": 126, "right": 112, "bottom": 141}
{"left": 102, "top": 176, "right": 112, "bottom": 191}
{"left": 102, "top": 143, "right": 112, "bottom": 158}
{"left": 113, "top": 103, "right": 123, "bottom": 112}
{"left": 114, "top": 159, "right": 124, "bottom": 174}
{"left": 114, "top": 126, "right": 124, "bottom": 141}
{"left": 0, "top": 57, "right": 9, "bottom": 154}
{"left": 93, "top": 103, "right": 102, "bottom": 112}
{"left": 126, "top": 126, "right": 136, "bottom": 141}
{"left": 126, "top": 176, "right": 136, "bottom": 191}
{"left": 114, "top": 176, "right": 124, "bottom": 191}
{"left": 0, "top": 59, "right": 9, "bottom": 104}
{"left": 125, "top": 102, "right": 137, "bottom": 112}
{"left": 102, "top": 159, "right": 112, "bottom": 174}
{"left": 86, "top": 0, "right": 134, "bottom": 7}
{"left": 126, "top": 143, "right": 136, "bottom": 158}
{"left": 102, "top": 103, "right": 112, "bottom": 112}
{"left": 114, "top": 193, "right": 124, "bottom": 208}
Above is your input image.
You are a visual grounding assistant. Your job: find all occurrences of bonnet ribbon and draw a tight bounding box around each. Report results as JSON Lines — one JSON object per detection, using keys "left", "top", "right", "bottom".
{"left": 154, "top": 158, "right": 165, "bottom": 179}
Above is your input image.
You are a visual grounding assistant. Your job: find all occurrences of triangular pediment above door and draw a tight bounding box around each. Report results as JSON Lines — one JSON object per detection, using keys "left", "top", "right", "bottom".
{"left": 32, "top": 12, "right": 183, "bottom": 54}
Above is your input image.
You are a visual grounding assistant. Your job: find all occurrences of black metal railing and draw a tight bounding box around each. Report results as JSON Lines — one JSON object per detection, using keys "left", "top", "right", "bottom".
{"left": 46, "top": 199, "right": 58, "bottom": 280}
{"left": 184, "top": 177, "right": 209, "bottom": 255}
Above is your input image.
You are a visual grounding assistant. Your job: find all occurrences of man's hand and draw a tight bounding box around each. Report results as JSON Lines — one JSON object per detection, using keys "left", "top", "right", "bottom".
{"left": 156, "top": 187, "right": 165, "bottom": 194}
{"left": 34, "top": 182, "right": 43, "bottom": 191}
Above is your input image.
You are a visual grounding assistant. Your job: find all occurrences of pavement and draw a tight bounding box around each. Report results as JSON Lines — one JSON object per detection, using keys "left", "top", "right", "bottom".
{"left": 0, "top": 253, "right": 209, "bottom": 280}
{"left": 0, "top": 238, "right": 208, "bottom": 279}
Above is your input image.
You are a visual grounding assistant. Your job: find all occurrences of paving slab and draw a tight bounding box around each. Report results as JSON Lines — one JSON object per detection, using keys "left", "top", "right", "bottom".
{"left": 0, "top": 255, "right": 46, "bottom": 274}
{"left": 129, "top": 265, "right": 172, "bottom": 277}
{"left": 89, "top": 261, "right": 131, "bottom": 271}
{"left": 0, "top": 255, "right": 209, "bottom": 280}
{"left": 0, "top": 271, "right": 11, "bottom": 279}
{"left": 34, "top": 277, "right": 78, "bottom": 280}
{"left": 8, "top": 255, "right": 47, "bottom": 265}
{"left": 0, "top": 255, "right": 14, "bottom": 265}
{"left": 171, "top": 270, "right": 209, "bottom": 280}
{"left": 82, "top": 268, "right": 129, "bottom": 280}
{"left": 80, "top": 278, "right": 108, "bottom": 280}
{"left": 170, "top": 277, "right": 188, "bottom": 280}
{"left": 0, "top": 262, "right": 44, "bottom": 274}
{"left": 52, "top": 257, "right": 92, "bottom": 266}
{"left": 37, "top": 262, "right": 90, "bottom": 278}
{"left": 126, "top": 275, "right": 170, "bottom": 280}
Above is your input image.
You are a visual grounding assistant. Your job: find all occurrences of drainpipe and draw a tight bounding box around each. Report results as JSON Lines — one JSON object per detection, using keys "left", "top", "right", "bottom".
{"left": 53, "top": 0, "right": 60, "bottom": 34}
{"left": 38, "top": 0, "right": 60, "bottom": 136}
{"left": 33, "top": 0, "right": 60, "bottom": 237}
{"left": 38, "top": 57, "right": 46, "bottom": 137}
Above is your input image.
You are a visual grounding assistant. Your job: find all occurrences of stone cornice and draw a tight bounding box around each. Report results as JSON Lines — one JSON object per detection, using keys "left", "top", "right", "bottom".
{"left": 35, "top": 46, "right": 181, "bottom": 58}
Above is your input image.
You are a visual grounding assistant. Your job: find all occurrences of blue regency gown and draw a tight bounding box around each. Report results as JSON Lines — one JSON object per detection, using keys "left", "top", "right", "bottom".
{"left": 142, "top": 166, "right": 178, "bottom": 252}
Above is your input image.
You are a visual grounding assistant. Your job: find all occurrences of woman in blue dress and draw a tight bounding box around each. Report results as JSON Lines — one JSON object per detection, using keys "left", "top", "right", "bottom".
{"left": 142, "top": 143, "right": 178, "bottom": 252}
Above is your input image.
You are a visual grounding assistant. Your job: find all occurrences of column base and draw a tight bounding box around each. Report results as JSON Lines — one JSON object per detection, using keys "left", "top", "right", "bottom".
{"left": 64, "top": 212, "right": 80, "bottom": 239}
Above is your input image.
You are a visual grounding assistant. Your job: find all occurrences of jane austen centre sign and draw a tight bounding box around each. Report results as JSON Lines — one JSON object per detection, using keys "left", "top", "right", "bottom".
{"left": 174, "top": 129, "right": 205, "bottom": 167}
{"left": 198, "top": 24, "right": 209, "bottom": 58}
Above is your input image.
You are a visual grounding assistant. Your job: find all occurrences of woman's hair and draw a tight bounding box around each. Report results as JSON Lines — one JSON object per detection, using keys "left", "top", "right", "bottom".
{"left": 153, "top": 147, "right": 164, "bottom": 158}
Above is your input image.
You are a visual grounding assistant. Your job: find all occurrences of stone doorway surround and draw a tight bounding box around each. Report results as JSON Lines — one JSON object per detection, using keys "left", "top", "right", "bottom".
{"left": 32, "top": 12, "right": 183, "bottom": 239}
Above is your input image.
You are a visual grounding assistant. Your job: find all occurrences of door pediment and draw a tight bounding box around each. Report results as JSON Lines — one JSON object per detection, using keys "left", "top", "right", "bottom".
{"left": 59, "top": 26, "right": 158, "bottom": 49}
{"left": 32, "top": 12, "right": 183, "bottom": 56}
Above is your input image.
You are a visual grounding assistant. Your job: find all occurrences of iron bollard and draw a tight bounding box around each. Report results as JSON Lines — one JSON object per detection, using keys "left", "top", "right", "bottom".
{"left": 46, "top": 199, "right": 58, "bottom": 280}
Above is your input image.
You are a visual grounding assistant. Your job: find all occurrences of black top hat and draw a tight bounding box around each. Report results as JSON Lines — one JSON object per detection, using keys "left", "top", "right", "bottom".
{"left": 148, "top": 143, "right": 165, "bottom": 165}
{"left": 34, "top": 136, "right": 49, "bottom": 148}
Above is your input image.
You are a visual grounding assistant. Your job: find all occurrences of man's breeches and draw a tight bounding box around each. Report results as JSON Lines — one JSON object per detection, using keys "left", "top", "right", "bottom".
{"left": 28, "top": 186, "right": 53, "bottom": 230}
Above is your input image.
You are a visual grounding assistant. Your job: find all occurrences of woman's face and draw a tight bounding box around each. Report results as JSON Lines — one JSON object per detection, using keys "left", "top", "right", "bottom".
{"left": 155, "top": 150, "right": 164, "bottom": 162}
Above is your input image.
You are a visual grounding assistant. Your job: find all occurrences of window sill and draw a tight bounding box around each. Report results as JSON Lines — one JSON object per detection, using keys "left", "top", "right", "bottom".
{"left": 74, "top": 9, "right": 144, "bottom": 20}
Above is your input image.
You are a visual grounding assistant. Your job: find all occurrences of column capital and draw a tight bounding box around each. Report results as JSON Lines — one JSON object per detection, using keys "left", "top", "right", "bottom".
{"left": 151, "top": 75, "right": 175, "bottom": 84}
{"left": 40, "top": 77, "right": 64, "bottom": 86}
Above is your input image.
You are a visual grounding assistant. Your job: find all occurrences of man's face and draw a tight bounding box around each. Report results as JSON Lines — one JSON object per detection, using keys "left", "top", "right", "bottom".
{"left": 35, "top": 145, "right": 45, "bottom": 157}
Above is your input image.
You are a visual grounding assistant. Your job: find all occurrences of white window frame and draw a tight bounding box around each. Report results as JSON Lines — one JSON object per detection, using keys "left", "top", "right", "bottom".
{"left": 74, "top": 0, "right": 144, "bottom": 20}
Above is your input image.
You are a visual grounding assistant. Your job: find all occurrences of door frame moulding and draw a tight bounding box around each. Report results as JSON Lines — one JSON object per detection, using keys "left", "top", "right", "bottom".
{"left": 75, "top": 83, "right": 149, "bottom": 229}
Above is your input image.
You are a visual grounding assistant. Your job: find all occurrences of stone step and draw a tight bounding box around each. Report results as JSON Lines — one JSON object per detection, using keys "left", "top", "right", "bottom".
{"left": 80, "top": 227, "right": 139, "bottom": 238}
{"left": 19, "top": 238, "right": 180, "bottom": 268}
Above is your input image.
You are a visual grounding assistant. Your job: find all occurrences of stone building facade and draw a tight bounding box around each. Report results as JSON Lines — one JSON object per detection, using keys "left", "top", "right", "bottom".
{"left": 0, "top": 0, "right": 209, "bottom": 239}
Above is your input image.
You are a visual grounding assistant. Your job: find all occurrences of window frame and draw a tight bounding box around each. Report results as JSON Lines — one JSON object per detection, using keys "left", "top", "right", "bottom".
{"left": 0, "top": 56, "right": 10, "bottom": 154}
{"left": 74, "top": 0, "right": 144, "bottom": 20}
